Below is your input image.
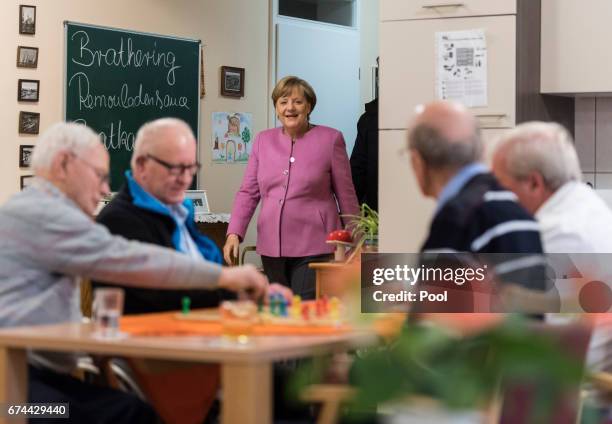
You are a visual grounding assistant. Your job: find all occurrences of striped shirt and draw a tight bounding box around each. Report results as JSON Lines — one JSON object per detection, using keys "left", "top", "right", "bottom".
{"left": 421, "top": 172, "right": 548, "bottom": 293}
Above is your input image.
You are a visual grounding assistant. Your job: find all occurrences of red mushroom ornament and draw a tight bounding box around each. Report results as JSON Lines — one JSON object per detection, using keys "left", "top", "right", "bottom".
{"left": 326, "top": 230, "right": 353, "bottom": 262}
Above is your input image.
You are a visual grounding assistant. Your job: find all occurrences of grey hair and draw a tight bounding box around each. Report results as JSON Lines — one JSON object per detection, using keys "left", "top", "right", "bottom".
{"left": 31, "top": 122, "right": 101, "bottom": 173}
{"left": 131, "top": 118, "right": 193, "bottom": 168}
{"left": 408, "top": 124, "right": 483, "bottom": 170}
{"left": 497, "top": 121, "right": 581, "bottom": 191}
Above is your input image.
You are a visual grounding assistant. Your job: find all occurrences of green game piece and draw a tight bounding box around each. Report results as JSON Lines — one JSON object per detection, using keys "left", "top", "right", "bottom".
{"left": 181, "top": 296, "right": 191, "bottom": 314}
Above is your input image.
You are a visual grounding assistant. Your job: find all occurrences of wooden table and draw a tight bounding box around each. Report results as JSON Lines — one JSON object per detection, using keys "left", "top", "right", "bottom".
{"left": 0, "top": 320, "right": 374, "bottom": 424}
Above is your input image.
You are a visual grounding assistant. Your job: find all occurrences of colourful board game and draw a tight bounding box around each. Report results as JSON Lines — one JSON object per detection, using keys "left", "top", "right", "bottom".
{"left": 120, "top": 296, "right": 349, "bottom": 337}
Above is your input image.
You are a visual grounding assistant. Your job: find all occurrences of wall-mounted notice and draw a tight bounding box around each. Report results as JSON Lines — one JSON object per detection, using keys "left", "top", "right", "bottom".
{"left": 65, "top": 22, "right": 200, "bottom": 190}
{"left": 211, "top": 112, "right": 253, "bottom": 164}
{"left": 435, "top": 29, "right": 487, "bottom": 107}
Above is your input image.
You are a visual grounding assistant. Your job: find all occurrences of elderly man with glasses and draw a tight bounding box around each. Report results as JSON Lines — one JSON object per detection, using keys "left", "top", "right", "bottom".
{"left": 0, "top": 121, "right": 272, "bottom": 423}
{"left": 94, "top": 118, "right": 227, "bottom": 315}
{"left": 93, "top": 118, "right": 246, "bottom": 423}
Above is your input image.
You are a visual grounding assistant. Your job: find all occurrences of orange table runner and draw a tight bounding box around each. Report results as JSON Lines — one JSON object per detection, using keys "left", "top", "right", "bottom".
{"left": 120, "top": 310, "right": 350, "bottom": 337}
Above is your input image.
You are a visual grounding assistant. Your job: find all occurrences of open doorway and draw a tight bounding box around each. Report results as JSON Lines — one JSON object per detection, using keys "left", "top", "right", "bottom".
{"left": 271, "top": 0, "right": 378, "bottom": 154}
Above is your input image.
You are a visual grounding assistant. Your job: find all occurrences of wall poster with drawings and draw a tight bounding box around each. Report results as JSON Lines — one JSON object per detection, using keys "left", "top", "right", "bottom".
{"left": 211, "top": 112, "right": 253, "bottom": 164}
{"left": 435, "top": 29, "right": 487, "bottom": 108}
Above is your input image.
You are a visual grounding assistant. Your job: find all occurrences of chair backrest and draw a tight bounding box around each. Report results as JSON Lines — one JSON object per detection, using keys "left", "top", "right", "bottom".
{"left": 499, "top": 322, "right": 593, "bottom": 424}
{"left": 81, "top": 278, "right": 93, "bottom": 318}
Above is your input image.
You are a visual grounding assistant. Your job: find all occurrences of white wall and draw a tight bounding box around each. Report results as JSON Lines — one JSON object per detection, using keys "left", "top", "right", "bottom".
{"left": 1, "top": 0, "right": 270, "bottom": 247}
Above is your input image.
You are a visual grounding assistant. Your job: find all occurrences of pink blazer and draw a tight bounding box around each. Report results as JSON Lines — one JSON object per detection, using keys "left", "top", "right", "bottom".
{"left": 227, "top": 125, "right": 360, "bottom": 257}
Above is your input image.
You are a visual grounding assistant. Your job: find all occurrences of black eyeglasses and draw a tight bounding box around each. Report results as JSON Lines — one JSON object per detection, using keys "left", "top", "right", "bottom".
{"left": 145, "top": 154, "right": 201, "bottom": 176}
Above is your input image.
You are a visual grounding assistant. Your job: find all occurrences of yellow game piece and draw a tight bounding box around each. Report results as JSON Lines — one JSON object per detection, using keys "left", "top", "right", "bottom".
{"left": 329, "top": 297, "right": 340, "bottom": 322}
{"left": 291, "top": 295, "right": 302, "bottom": 319}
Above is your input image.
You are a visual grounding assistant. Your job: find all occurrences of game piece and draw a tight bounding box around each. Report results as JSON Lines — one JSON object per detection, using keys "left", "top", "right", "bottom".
{"left": 270, "top": 294, "right": 279, "bottom": 316}
{"left": 315, "top": 300, "right": 323, "bottom": 317}
{"left": 301, "top": 303, "right": 310, "bottom": 321}
{"left": 321, "top": 295, "right": 329, "bottom": 314}
{"left": 329, "top": 297, "right": 340, "bottom": 321}
{"left": 292, "top": 295, "right": 301, "bottom": 309}
{"left": 181, "top": 296, "right": 191, "bottom": 314}
{"left": 290, "top": 296, "right": 301, "bottom": 319}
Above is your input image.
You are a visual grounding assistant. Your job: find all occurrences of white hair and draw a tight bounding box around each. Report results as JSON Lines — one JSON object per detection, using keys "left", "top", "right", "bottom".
{"left": 31, "top": 122, "right": 102, "bottom": 173}
{"left": 497, "top": 121, "right": 581, "bottom": 191}
{"left": 131, "top": 118, "right": 194, "bottom": 169}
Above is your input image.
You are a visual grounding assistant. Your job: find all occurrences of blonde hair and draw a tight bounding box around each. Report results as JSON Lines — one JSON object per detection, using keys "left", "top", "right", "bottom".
{"left": 271, "top": 76, "right": 317, "bottom": 117}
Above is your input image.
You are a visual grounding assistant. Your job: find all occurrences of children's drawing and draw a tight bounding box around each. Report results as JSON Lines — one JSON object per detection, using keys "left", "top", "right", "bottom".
{"left": 212, "top": 112, "right": 253, "bottom": 163}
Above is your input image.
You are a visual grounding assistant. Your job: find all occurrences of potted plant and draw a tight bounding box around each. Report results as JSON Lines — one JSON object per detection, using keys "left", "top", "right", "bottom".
{"left": 343, "top": 203, "right": 379, "bottom": 253}
{"left": 292, "top": 315, "right": 588, "bottom": 423}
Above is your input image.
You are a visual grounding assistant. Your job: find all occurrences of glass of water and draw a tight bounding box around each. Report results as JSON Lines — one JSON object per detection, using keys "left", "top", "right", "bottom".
{"left": 92, "top": 288, "right": 125, "bottom": 339}
{"left": 220, "top": 300, "right": 257, "bottom": 344}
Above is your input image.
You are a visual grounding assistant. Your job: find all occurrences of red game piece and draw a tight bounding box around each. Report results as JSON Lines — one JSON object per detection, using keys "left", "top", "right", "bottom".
{"left": 321, "top": 295, "right": 329, "bottom": 314}
{"left": 315, "top": 300, "right": 323, "bottom": 317}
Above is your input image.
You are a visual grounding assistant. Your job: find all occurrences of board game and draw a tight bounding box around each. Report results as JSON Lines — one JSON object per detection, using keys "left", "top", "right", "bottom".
{"left": 175, "top": 295, "right": 344, "bottom": 327}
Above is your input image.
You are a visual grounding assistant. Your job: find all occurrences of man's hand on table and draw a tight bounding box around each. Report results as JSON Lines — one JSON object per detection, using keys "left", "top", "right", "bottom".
{"left": 217, "top": 265, "right": 293, "bottom": 302}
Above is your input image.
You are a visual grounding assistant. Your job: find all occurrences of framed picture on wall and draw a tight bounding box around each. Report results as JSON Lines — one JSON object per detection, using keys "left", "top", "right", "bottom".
{"left": 220, "top": 66, "right": 245, "bottom": 98}
{"left": 185, "top": 190, "right": 210, "bottom": 215}
{"left": 17, "top": 46, "right": 38, "bottom": 68}
{"left": 18, "top": 79, "right": 39, "bottom": 102}
{"left": 20, "top": 175, "right": 34, "bottom": 190}
{"left": 18, "top": 111, "right": 40, "bottom": 134}
{"left": 19, "top": 145, "right": 34, "bottom": 168}
{"left": 19, "top": 5, "right": 36, "bottom": 35}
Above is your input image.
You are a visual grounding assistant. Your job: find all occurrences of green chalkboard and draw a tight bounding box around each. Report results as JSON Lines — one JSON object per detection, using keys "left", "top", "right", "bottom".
{"left": 65, "top": 22, "right": 200, "bottom": 191}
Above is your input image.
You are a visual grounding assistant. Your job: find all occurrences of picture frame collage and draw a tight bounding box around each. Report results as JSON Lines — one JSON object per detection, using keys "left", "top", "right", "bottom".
{"left": 18, "top": 5, "right": 38, "bottom": 189}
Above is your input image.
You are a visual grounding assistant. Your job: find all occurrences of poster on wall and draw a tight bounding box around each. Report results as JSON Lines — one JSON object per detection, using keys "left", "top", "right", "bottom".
{"left": 435, "top": 29, "right": 487, "bottom": 107}
{"left": 211, "top": 112, "right": 253, "bottom": 163}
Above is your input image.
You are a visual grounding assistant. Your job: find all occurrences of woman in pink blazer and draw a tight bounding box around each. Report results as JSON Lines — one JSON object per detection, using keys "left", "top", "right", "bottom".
{"left": 224, "top": 76, "right": 359, "bottom": 299}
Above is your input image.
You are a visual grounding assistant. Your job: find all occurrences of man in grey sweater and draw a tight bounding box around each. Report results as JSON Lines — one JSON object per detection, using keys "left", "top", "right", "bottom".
{"left": 0, "top": 122, "right": 272, "bottom": 423}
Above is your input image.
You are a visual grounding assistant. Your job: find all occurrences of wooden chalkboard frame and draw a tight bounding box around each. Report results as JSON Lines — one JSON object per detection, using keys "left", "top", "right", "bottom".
{"left": 63, "top": 21, "right": 202, "bottom": 191}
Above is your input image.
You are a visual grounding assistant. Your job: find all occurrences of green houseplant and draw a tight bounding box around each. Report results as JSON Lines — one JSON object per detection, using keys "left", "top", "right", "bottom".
{"left": 292, "top": 315, "right": 589, "bottom": 423}
{"left": 343, "top": 203, "right": 379, "bottom": 253}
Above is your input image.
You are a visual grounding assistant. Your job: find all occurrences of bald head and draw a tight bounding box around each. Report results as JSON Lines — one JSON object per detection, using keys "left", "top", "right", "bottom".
{"left": 131, "top": 118, "right": 198, "bottom": 205}
{"left": 408, "top": 101, "right": 482, "bottom": 171}
{"left": 132, "top": 118, "right": 195, "bottom": 168}
{"left": 413, "top": 101, "right": 478, "bottom": 144}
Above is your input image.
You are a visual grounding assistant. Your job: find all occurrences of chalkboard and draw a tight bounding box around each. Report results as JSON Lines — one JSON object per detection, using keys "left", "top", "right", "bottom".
{"left": 65, "top": 22, "right": 200, "bottom": 191}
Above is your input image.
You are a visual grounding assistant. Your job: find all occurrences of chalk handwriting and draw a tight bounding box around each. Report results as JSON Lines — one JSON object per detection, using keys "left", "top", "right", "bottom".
{"left": 68, "top": 72, "right": 190, "bottom": 111}
{"left": 71, "top": 30, "right": 181, "bottom": 86}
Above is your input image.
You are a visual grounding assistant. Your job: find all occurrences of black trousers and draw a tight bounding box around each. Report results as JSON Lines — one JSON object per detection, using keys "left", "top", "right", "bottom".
{"left": 261, "top": 254, "right": 332, "bottom": 300}
{"left": 28, "top": 365, "right": 158, "bottom": 424}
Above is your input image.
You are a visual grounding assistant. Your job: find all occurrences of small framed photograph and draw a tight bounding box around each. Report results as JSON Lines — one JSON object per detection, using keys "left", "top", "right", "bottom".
{"left": 18, "top": 111, "right": 40, "bottom": 134}
{"left": 19, "top": 145, "right": 34, "bottom": 168}
{"left": 220, "top": 66, "right": 245, "bottom": 98}
{"left": 20, "top": 175, "right": 34, "bottom": 190}
{"left": 17, "top": 46, "right": 38, "bottom": 68}
{"left": 19, "top": 5, "right": 36, "bottom": 35}
{"left": 18, "top": 79, "right": 39, "bottom": 102}
{"left": 185, "top": 190, "right": 210, "bottom": 215}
